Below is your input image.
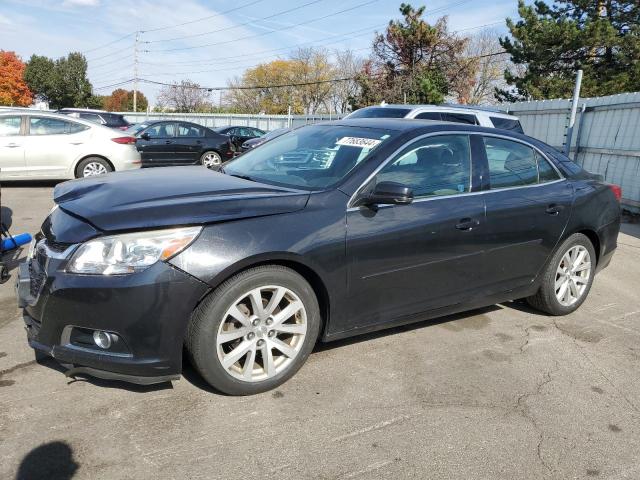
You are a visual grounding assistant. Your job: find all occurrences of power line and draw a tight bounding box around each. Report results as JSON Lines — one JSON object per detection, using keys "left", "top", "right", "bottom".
{"left": 93, "top": 79, "right": 135, "bottom": 91}
{"left": 148, "top": 0, "right": 379, "bottom": 53}
{"left": 141, "top": 0, "right": 268, "bottom": 33}
{"left": 144, "top": 0, "right": 326, "bottom": 43}
{"left": 138, "top": 76, "right": 359, "bottom": 91}
{"left": 82, "top": 32, "right": 135, "bottom": 54}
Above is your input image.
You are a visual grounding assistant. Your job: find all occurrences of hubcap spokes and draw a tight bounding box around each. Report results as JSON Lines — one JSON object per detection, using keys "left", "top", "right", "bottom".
{"left": 83, "top": 162, "right": 108, "bottom": 176}
{"left": 555, "top": 245, "right": 591, "bottom": 307}
{"left": 217, "top": 286, "right": 307, "bottom": 382}
{"left": 203, "top": 153, "right": 221, "bottom": 168}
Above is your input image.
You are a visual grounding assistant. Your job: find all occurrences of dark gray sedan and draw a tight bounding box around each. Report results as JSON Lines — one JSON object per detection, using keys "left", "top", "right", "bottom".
{"left": 17, "top": 119, "right": 620, "bottom": 395}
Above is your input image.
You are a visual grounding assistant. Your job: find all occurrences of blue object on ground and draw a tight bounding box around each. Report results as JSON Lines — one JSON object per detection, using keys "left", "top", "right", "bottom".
{"left": 1, "top": 232, "right": 32, "bottom": 252}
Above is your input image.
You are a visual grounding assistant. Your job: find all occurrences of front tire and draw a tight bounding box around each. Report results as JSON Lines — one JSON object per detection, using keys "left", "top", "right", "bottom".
{"left": 200, "top": 151, "right": 222, "bottom": 169}
{"left": 76, "top": 157, "right": 112, "bottom": 178}
{"left": 186, "top": 265, "right": 321, "bottom": 395}
{"left": 527, "top": 233, "right": 596, "bottom": 315}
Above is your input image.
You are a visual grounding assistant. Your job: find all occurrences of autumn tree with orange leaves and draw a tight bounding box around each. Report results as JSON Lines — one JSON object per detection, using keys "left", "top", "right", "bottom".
{"left": 0, "top": 51, "right": 32, "bottom": 107}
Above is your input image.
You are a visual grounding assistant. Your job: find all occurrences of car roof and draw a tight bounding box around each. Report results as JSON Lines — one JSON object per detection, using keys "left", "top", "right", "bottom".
{"left": 57, "top": 108, "right": 114, "bottom": 114}
{"left": 0, "top": 110, "right": 107, "bottom": 128}
{"left": 353, "top": 104, "right": 518, "bottom": 119}
{"left": 319, "top": 117, "right": 536, "bottom": 141}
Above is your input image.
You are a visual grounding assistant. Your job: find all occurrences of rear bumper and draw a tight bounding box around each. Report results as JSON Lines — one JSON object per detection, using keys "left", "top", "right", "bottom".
{"left": 595, "top": 218, "right": 620, "bottom": 274}
{"left": 17, "top": 257, "right": 209, "bottom": 384}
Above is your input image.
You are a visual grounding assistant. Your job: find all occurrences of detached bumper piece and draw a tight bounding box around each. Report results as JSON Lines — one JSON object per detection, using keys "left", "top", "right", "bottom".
{"left": 64, "top": 367, "right": 180, "bottom": 386}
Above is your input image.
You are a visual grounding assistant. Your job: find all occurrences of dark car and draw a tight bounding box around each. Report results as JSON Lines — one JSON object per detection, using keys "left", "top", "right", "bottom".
{"left": 215, "top": 125, "right": 265, "bottom": 151}
{"left": 56, "top": 108, "right": 130, "bottom": 130}
{"left": 16, "top": 119, "right": 621, "bottom": 395}
{"left": 239, "top": 127, "right": 291, "bottom": 153}
{"left": 127, "top": 120, "right": 234, "bottom": 168}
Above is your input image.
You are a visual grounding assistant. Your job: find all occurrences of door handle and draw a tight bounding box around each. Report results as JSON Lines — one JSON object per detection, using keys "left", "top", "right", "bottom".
{"left": 4, "top": 143, "right": 20, "bottom": 148}
{"left": 165, "top": 140, "right": 172, "bottom": 144}
{"left": 455, "top": 218, "right": 479, "bottom": 231}
{"left": 545, "top": 204, "right": 563, "bottom": 215}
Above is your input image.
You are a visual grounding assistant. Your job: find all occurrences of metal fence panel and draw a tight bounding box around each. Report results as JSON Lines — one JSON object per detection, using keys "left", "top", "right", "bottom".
{"left": 118, "top": 112, "right": 345, "bottom": 130}
{"left": 506, "top": 93, "right": 640, "bottom": 211}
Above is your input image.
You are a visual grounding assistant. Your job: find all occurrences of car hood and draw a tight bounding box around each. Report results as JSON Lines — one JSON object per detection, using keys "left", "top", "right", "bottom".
{"left": 54, "top": 167, "right": 309, "bottom": 234}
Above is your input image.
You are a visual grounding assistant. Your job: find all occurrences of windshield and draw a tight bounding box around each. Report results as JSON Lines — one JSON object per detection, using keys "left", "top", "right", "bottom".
{"left": 125, "top": 123, "right": 147, "bottom": 135}
{"left": 224, "top": 124, "right": 394, "bottom": 190}
{"left": 347, "top": 107, "right": 411, "bottom": 119}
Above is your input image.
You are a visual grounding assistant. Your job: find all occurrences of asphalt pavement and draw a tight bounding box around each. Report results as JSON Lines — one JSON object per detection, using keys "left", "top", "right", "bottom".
{"left": 1, "top": 181, "right": 640, "bottom": 480}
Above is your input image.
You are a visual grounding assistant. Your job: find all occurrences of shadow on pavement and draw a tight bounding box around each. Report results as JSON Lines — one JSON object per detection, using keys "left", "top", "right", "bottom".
{"left": 16, "top": 441, "right": 78, "bottom": 480}
{"left": 1, "top": 180, "right": 63, "bottom": 189}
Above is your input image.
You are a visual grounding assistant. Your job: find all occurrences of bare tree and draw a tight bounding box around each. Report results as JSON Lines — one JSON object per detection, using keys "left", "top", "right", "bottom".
{"left": 157, "top": 80, "right": 211, "bottom": 112}
{"left": 327, "top": 50, "right": 364, "bottom": 113}
{"left": 290, "top": 47, "right": 334, "bottom": 114}
{"left": 465, "top": 29, "right": 509, "bottom": 105}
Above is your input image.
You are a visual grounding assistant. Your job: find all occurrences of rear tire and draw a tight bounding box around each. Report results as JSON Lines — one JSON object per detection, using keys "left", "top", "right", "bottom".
{"left": 527, "top": 233, "right": 596, "bottom": 315}
{"left": 76, "top": 157, "right": 112, "bottom": 178}
{"left": 186, "top": 265, "right": 320, "bottom": 395}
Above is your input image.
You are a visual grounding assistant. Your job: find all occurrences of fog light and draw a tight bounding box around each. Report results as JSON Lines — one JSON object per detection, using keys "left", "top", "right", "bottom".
{"left": 93, "top": 331, "right": 113, "bottom": 349}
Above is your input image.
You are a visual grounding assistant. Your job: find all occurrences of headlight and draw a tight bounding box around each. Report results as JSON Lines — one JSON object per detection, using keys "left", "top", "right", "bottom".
{"left": 67, "top": 226, "right": 201, "bottom": 275}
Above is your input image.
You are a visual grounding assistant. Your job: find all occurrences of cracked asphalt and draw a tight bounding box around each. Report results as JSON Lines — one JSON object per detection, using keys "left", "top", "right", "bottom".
{"left": 2, "top": 182, "right": 640, "bottom": 480}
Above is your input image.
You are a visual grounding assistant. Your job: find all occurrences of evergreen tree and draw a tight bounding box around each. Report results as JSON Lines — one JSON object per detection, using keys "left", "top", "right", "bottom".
{"left": 499, "top": 0, "right": 640, "bottom": 100}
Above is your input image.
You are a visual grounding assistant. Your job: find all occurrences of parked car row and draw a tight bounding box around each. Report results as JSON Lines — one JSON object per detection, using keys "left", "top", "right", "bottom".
{"left": 1, "top": 105, "right": 524, "bottom": 181}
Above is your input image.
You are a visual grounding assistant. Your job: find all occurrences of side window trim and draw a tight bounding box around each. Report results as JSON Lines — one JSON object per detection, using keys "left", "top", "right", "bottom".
{"left": 348, "top": 131, "right": 566, "bottom": 209}
{"left": 479, "top": 134, "right": 565, "bottom": 193}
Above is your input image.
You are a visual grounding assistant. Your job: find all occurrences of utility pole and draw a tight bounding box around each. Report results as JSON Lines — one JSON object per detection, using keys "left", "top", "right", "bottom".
{"left": 133, "top": 31, "right": 139, "bottom": 113}
{"left": 564, "top": 69, "right": 583, "bottom": 156}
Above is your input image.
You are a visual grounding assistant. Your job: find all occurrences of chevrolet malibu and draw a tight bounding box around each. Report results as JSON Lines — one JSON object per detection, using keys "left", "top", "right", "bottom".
{"left": 16, "top": 119, "right": 621, "bottom": 395}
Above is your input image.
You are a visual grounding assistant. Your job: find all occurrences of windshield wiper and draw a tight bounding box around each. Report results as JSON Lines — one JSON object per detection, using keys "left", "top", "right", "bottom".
{"left": 227, "top": 173, "right": 256, "bottom": 182}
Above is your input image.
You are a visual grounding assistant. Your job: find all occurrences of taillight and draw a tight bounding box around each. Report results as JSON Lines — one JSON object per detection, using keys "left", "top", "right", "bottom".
{"left": 111, "top": 136, "right": 136, "bottom": 144}
{"left": 608, "top": 184, "right": 622, "bottom": 202}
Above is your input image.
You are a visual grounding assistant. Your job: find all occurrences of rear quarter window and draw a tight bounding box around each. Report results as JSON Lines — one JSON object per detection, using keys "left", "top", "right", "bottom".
{"left": 490, "top": 116, "right": 524, "bottom": 134}
{"left": 348, "top": 107, "right": 411, "bottom": 119}
{"left": 441, "top": 112, "right": 478, "bottom": 125}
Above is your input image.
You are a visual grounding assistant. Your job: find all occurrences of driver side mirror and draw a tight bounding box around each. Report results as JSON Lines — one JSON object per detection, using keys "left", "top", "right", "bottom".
{"left": 140, "top": 132, "right": 151, "bottom": 141}
{"left": 354, "top": 181, "right": 414, "bottom": 208}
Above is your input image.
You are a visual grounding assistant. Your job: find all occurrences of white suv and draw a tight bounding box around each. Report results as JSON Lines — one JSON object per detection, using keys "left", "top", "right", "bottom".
{"left": 346, "top": 104, "right": 524, "bottom": 133}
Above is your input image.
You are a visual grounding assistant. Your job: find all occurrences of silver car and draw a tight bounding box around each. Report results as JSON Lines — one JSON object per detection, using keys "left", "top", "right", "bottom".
{"left": 0, "top": 111, "right": 141, "bottom": 180}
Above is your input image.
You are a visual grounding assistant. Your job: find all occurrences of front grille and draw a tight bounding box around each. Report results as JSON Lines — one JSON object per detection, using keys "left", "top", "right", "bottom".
{"left": 28, "top": 260, "right": 46, "bottom": 299}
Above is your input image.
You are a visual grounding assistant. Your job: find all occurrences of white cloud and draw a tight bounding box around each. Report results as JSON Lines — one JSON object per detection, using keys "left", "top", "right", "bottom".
{"left": 62, "top": 0, "right": 100, "bottom": 6}
{"left": 0, "top": 13, "right": 12, "bottom": 24}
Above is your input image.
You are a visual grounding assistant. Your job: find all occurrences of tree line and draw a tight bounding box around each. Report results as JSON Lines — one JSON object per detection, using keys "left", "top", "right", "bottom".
{"left": 1, "top": 1, "right": 638, "bottom": 112}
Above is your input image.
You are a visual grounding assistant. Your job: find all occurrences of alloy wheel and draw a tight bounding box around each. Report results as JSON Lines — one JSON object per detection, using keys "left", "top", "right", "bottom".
{"left": 555, "top": 245, "right": 592, "bottom": 307}
{"left": 216, "top": 285, "right": 307, "bottom": 382}
{"left": 82, "top": 162, "right": 108, "bottom": 177}
{"left": 202, "top": 152, "right": 222, "bottom": 168}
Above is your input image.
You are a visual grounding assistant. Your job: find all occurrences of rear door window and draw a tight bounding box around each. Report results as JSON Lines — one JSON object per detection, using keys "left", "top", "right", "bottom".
{"left": 177, "top": 123, "right": 205, "bottom": 137}
{"left": 490, "top": 116, "right": 524, "bottom": 133}
{"left": 483, "top": 137, "right": 538, "bottom": 188}
{"left": 441, "top": 112, "right": 478, "bottom": 125}
{"left": 29, "top": 117, "right": 88, "bottom": 135}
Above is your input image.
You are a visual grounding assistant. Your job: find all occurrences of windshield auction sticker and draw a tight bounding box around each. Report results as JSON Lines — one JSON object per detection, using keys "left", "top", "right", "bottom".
{"left": 336, "top": 137, "right": 382, "bottom": 148}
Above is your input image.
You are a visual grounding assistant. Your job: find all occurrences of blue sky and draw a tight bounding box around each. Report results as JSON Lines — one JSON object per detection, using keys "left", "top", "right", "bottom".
{"left": 0, "top": 0, "right": 520, "bottom": 104}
